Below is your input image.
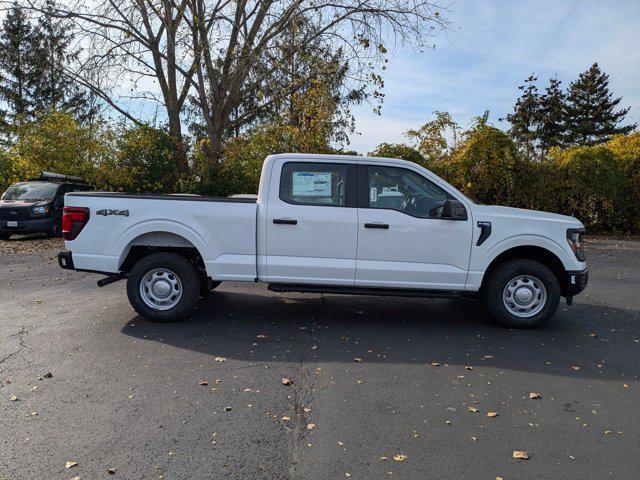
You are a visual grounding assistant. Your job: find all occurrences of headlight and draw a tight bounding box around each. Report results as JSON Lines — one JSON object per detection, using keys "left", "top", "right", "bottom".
{"left": 32, "top": 205, "right": 49, "bottom": 216}
{"left": 566, "top": 228, "right": 586, "bottom": 262}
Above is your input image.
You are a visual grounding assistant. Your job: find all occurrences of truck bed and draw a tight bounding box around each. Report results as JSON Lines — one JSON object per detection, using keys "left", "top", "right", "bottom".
{"left": 64, "top": 192, "right": 258, "bottom": 281}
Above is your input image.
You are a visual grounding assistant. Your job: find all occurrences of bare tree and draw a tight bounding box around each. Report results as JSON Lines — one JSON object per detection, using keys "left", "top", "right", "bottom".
{"left": 14, "top": 0, "right": 449, "bottom": 179}
{"left": 187, "top": 0, "right": 449, "bottom": 181}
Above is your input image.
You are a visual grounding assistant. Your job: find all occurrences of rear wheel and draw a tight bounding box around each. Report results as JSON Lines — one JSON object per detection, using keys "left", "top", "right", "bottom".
{"left": 126, "top": 252, "right": 200, "bottom": 322}
{"left": 482, "top": 259, "right": 560, "bottom": 328}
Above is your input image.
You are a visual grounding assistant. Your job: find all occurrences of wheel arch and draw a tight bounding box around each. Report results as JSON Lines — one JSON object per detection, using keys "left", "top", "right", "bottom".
{"left": 117, "top": 230, "right": 207, "bottom": 276}
{"left": 480, "top": 245, "right": 568, "bottom": 296}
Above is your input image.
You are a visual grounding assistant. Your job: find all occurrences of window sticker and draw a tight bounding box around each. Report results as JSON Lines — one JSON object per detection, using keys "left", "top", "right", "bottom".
{"left": 370, "top": 187, "right": 378, "bottom": 202}
{"left": 292, "top": 172, "right": 332, "bottom": 197}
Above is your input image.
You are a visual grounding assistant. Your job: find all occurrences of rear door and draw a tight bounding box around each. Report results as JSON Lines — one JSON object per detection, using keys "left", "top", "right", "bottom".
{"left": 355, "top": 163, "right": 473, "bottom": 290}
{"left": 265, "top": 159, "right": 358, "bottom": 285}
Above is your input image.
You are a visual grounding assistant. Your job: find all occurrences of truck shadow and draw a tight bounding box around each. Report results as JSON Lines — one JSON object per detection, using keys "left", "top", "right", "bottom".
{"left": 121, "top": 284, "right": 640, "bottom": 381}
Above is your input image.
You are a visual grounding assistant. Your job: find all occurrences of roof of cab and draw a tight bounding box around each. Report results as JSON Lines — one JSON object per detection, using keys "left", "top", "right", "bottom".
{"left": 267, "top": 152, "right": 417, "bottom": 168}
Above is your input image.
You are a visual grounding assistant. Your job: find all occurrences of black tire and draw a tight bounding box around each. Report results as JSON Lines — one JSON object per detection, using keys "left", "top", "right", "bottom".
{"left": 49, "top": 218, "right": 62, "bottom": 238}
{"left": 0, "top": 233, "right": 10, "bottom": 241}
{"left": 126, "top": 252, "right": 200, "bottom": 322}
{"left": 482, "top": 259, "right": 560, "bottom": 328}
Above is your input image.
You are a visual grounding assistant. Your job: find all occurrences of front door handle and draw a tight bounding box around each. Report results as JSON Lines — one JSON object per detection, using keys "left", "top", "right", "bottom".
{"left": 273, "top": 218, "right": 297, "bottom": 225}
{"left": 364, "top": 223, "right": 389, "bottom": 229}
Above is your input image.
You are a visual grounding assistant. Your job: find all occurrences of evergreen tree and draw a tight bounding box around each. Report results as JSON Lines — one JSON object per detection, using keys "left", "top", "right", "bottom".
{"left": 30, "top": 0, "right": 96, "bottom": 121}
{"left": 537, "top": 77, "right": 566, "bottom": 152}
{"left": 565, "top": 63, "right": 636, "bottom": 145}
{"left": 505, "top": 74, "right": 540, "bottom": 157}
{"left": 0, "top": 1, "right": 38, "bottom": 128}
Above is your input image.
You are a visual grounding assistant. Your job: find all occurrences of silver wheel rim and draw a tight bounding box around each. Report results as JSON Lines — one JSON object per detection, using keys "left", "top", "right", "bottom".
{"left": 139, "top": 268, "right": 182, "bottom": 311}
{"left": 502, "top": 274, "right": 547, "bottom": 318}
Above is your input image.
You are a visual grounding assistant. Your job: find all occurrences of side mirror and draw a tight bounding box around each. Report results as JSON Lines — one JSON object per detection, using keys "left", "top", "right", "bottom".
{"left": 441, "top": 199, "right": 467, "bottom": 220}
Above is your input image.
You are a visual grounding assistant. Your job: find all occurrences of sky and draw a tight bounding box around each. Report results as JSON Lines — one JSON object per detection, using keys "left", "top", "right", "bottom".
{"left": 347, "top": 0, "right": 640, "bottom": 153}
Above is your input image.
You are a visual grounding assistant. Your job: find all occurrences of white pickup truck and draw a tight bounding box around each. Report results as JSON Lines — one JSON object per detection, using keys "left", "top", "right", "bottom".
{"left": 58, "top": 153, "right": 588, "bottom": 328}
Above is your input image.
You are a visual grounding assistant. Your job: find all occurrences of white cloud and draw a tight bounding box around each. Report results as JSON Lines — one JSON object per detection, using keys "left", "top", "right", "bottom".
{"left": 349, "top": 0, "right": 640, "bottom": 153}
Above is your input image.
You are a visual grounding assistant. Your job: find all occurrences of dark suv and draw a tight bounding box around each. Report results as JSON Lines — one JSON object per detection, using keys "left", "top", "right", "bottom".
{"left": 0, "top": 173, "right": 93, "bottom": 240}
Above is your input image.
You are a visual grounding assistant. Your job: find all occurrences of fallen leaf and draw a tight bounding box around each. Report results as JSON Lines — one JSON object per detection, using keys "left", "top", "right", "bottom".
{"left": 529, "top": 392, "right": 541, "bottom": 399}
{"left": 487, "top": 412, "right": 498, "bottom": 418}
{"left": 337, "top": 441, "right": 344, "bottom": 446}
{"left": 214, "top": 357, "right": 227, "bottom": 363}
{"left": 512, "top": 451, "right": 529, "bottom": 460}
{"left": 604, "top": 430, "right": 612, "bottom": 435}
{"left": 354, "top": 357, "right": 363, "bottom": 362}
{"left": 43, "top": 372, "right": 53, "bottom": 378}
{"left": 468, "top": 407, "right": 478, "bottom": 413}
{"left": 303, "top": 407, "right": 311, "bottom": 413}
{"left": 10, "top": 395, "right": 18, "bottom": 401}
{"left": 199, "top": 381, "right": 209, "bottom": 386}
{"left": 281, "top": 378, "right": 293, "bottom": 386}
{"left": 380, "top": 456, "right": 388, "bottom": 460}
{"left": 589, "top": 333, "right": 597, "bottom": 338}
{"left": 393, "top": 454, "right": 407, "bottom": 462}
{"left": 106, "top": 468, "right": 116, "bottom": 475}
{"left": 307, "top": 423, "right": 316, "bottom": 430}
{"left": 224, "top": 406, "right": 232, "bottom": 411}
{"left": 571, "top": 366, "right": 581, "bottom": 371}
{"left": 281, "top": 416, "right": 291, "bottom": 421}
{"left": 66, "top": 461, "right": 78, "bottom": 469}
{"left": 464, "top": 365, "right": 474, "bottom": 370}
{"left": 431, "top": 362, "right": 440, "bottom": 367}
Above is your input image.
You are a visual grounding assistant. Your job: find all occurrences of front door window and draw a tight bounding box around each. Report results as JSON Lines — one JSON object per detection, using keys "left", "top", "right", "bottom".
{"left": 368, "top": 166, "right": 448, "bottom": 218}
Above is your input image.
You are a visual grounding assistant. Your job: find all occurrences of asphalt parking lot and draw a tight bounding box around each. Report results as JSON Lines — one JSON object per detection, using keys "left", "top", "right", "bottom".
{"left": 1, "top": 236, "right": 639, "bottom": 480}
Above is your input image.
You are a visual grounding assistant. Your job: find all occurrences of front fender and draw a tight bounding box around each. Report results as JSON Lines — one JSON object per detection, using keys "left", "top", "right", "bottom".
{"left": 477, "top": 234, "right": 574, "bottom": 271}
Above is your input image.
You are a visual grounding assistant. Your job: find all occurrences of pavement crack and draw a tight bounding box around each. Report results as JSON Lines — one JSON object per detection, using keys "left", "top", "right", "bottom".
{"left": 286, "top": 324, "right": 319, "bottom": 480}
{"left": 0, "top": 326, "right": 28, "bottom": 372}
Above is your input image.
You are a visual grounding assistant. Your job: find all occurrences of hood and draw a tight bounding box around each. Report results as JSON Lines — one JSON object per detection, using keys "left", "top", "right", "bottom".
{"left": 474, "top": 205, "right": 584, "bottom": 227}
{"left": 0, "top": 199, "right": 41, "bottom": 208}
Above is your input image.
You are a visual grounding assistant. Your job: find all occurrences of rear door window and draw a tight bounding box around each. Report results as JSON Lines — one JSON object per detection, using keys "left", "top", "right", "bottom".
{"left": 280, "top": 162, "right": 349, "bottom": 207}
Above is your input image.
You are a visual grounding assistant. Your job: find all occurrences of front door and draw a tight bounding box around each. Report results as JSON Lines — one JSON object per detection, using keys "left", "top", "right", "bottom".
{"left": 356, "top": 164, "right": 473, "bottom": 290}
{"left": 265, "top": 160, "right": 358, "bottom": 285}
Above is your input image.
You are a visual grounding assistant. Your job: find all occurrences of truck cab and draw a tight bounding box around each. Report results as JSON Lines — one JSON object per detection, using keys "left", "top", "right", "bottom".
{"left": 58, "top": 154, "right": 588, "bottom": 328}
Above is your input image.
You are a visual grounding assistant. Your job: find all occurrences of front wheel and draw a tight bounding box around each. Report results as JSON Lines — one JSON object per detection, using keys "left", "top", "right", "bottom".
{"left": 126, "top": 252, "right": 200, "bottom": 322}
{"left": 482, "top": 259, "right": 560, "bottom": 328}
{"left": 49, "top": 218, "right": 62, "bottom": 238}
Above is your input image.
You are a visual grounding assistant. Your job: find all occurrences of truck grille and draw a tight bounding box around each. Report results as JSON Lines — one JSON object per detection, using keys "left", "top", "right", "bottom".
{"left": 0, "top": 208, "right": 30, "bottom": 220}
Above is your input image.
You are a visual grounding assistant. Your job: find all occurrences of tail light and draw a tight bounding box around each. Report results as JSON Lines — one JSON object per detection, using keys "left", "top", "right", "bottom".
{"left": 62, "top": 207, "right": 90, "bottom": 240}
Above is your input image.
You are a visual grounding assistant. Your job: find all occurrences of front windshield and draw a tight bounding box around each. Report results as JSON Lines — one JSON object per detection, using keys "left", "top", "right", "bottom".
{"left": 2, "top": 182, "right": 58, "bottom": 201}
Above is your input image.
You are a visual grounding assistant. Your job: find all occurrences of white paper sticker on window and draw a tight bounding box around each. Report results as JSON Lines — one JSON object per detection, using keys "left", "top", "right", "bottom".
{"left": 292, "top": 172, "right": 332, "bottom": 197}
{"left": 370, "top": 187, "right": 378, "bottom": 202}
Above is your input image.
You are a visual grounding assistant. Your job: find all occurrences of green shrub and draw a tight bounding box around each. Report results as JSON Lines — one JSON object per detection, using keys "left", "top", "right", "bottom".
{"left": 369, "top": 143, "right": 425, "bottom": 165}
{"left": 444, "top": 126, "right": 521, "bottom": 206}
{"left": 546, "top": 142, "right": 635, "bottom": 232}
{"left": 98, "top": 125, "right": 183, "bottom": 194}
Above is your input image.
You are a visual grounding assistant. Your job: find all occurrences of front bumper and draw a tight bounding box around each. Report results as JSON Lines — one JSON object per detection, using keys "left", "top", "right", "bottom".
{"left": 0, "top": 217, "right": 55, "bottom": 234}
{"left": 565, "top": 268, "right": 589, "bottom": 297}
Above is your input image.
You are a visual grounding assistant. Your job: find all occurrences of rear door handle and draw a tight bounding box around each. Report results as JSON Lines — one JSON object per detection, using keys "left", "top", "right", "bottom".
{"left": 273, "top": 218, "right": 297, "bottom": 225}
{"left": 364, "top": 223, "right": 389, "bottom": 229}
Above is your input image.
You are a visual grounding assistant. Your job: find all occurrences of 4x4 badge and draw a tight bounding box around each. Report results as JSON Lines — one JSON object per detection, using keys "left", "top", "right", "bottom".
{"left": 96, "top": 209, "right": 129, "bottom": 217}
